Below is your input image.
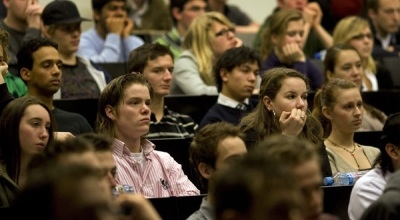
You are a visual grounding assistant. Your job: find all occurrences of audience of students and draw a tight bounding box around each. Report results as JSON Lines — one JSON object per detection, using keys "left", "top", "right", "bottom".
{"left": 366, "top": 0, "right": 400, "bottom": 58}
{"left": 324, "top": 44, "right": 387, "bottom": 131}
{"left": 0, "top": 96, "right": 54, "bottom": 207}
{"left": 127, "top": 0, "right": 173, "bottom": 31}
{"left": 41, "top": 0, "right": 110, "bottom": 100}
{"left": 188, "top": 122, "right": 247, "bottom": 219}
{"left": 77, "top": 0, "right": 143, "bottom": 63}
{"left": 260, "top": 8, "right": 323, "bottom": 90}
{"left": 96, "top": 73, "right": 199, "bottom": 197}
{"left": 349, "top": 113, "right": 400, "bottom": 220}
{"left": 171, "top": 12, "right": 242, "bottom": 95}
{"left": 154, "top": 0, "right": 207, "bottom": 59}
{"left": 17, "top": 38, "right": 93, "bottom": 135}
{"left": 0, "top": 0, "right": 43, "bottom": 64}
{"left": 199, "top": 46, "right": 259, "bottom": 128}
{"left": 207, "top": 0, "right": 260, "bottom": 33}
{"left": 313, "top": 78, "right": 380, "bottom": 173}
{"left": 128, "top": 43, "right": 197, "bottom": 139}
{"left": 333, "top": 15, "right": 394, "bottom": 91}
{"left": 239, "top": 67, "right": 332, "bottom": 177}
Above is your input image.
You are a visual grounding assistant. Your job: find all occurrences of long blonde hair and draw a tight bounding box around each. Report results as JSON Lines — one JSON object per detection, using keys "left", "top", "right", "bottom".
{"left": 333, "top": 16, "right": 376, "bottom": 73}
{"left": 183, "top": 12, "right": 234, "bottom": 85}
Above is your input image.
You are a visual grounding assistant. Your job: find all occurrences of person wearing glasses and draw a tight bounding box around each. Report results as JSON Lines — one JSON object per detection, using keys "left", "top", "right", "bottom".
{"left": 260, "top": 9, "right": 323, "bottom": 91}
{"left": 171, "top": 12, "right": 242, "bottom": 95}
{"left": 77, "top": 0, "right": 144, "bottom": 63}
{"left": 333, "top": 16, "right": 394, "bottom": 91}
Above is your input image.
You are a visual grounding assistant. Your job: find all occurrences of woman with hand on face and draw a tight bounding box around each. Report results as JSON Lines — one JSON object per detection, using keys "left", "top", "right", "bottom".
{"left": 171, "top": 12, "right": 243, "bottom": 95}
{"left": 333, "top": 16, "right": 394, "bottom": 91}
{"left": 0, "top": 96, "right": 55, "bottom": 207}
{"left": 240, "top": 67, "right": 332, "bottom": 177}
{"left": 260, "top": 9, "right": 323, "bottom": 91}
{"left": 312, "top": 78, "right": 380, "bottom": 174}
{"left": 324, "top": 44, "right": 386, "bottom": 131}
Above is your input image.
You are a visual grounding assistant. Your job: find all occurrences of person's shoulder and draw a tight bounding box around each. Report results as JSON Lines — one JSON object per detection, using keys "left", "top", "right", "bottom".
{"left": 53, "top": 108, "right": 85, "bottom": 120}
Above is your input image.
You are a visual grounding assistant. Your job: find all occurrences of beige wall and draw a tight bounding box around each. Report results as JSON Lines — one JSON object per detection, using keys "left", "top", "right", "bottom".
{"left": 39, "top": 0, "right": 276, "bottom": 31}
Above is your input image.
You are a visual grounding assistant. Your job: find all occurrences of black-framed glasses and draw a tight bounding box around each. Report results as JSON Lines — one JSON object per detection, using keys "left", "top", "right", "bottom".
{"left": 214, "top": 28, "right": 235, "bottom": 37}
{"left": 351, "top": 33, "right": 373, "bottom": 40}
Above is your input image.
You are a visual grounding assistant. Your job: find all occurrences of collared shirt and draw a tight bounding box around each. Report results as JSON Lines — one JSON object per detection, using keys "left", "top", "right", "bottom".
{"left": 113, "top": 138, "right": 200, "bottom": 198}
{"left": 217, "top": 93, "right": 249, "bottom": 108}
{"left": 147, "top": 106, "right": 197, "bottom": 139}
{"left": 348, "top": 168, "right": 393, "bottom": 220}
{"left": 376, "top": 34, "right": 392, "bottom": 50}
{"left": 128, "top": 0, "right": 149, "bottom": 27}
{"left": 187, "top": 197, "right": 214, "bottom": 220}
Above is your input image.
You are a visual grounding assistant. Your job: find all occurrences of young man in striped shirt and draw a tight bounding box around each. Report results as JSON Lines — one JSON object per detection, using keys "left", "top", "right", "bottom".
{"left": 96, "top": 73, "right": 200, "bottom": 197}
{"left": 128, "top": 43, "right": 197, "bottom": 139}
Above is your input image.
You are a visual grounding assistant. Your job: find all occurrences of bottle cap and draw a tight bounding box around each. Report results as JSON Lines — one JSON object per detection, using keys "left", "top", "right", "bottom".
{"left": 323, "top": 177, "right": 334, "bottom": 186}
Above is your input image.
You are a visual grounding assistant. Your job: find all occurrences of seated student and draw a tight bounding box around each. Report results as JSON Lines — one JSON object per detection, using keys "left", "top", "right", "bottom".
{"left": 207, "top": 0, "right": 260, "bottom": 33}
{"left": 257, "top": 135, "right": 339, "bottom": 220}
{"left": 154, "top": 0, "right": 207, "bottom": 59}
{"left": 333, "top": 16, "right": 394, "bottom": 91}
{"left": 260, "top": 9, "right": 323, "bottom": 90}
{"left": 0, "top": 96, "right": 55, "bottom": 207}
{"left": 127, "top": 0, "right": 172, "bottom": 31}
{"left": 128, "top": 43, "right": 197, "bottom": 139}
{"left": 348, "top": 113, "right": 400, "bottom": 220}
{"left": 323, "top": 44, "right": 387, "bottom": 131}
{"left": 77, "top": 0, "right": 144, "bottom": 63}
{"left": 96, "top": 73, "right": 199, "bottom": 197}
{"left": 360, "top": 169, "right": 400, "bottom": 220}
{"left": 0, "top": 28, "right": 26, "bottom": 98}
{"left": 17, "top": 38, "right": 93, "bottom": 135}
{"left": 188, "top": 122, "right": 247, "bottom": 219}
{"left": 210, "top": 139, "right": 305, "bottom": 220}
{"left": 199, "top": 46, "right": 259, "bottom": 129}
{"left": 171, "top": 12, "right": 242, "bottom": 95}
{"left": 41, "top": 1, "right": 110, "bottom": 100}
{"left": 312, "top": 78, "right": 380, "bottom": 174}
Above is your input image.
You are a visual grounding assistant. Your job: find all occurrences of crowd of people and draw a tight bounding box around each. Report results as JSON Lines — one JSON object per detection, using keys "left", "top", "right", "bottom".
{"left": 1, "top": 0, "right": 400, "bottom": 219}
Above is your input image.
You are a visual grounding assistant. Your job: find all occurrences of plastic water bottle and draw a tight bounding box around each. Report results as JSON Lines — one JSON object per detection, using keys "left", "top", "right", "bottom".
{"left": 323, "top": 170, "right": 370, "bottom": 186}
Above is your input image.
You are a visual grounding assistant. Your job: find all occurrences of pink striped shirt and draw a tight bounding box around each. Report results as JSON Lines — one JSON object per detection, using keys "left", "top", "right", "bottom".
{"left": 113, "top": 139, "right": 200, "bottom": 198}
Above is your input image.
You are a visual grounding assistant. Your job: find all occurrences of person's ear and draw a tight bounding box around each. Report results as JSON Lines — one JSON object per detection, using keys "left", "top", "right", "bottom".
{"left": 93, "top": 10, "right": 101, "bottom": 23}
{"left": 105, "top": 105, "right": 117, "bottom": 120}
{"left": 271, "top": 34, "right": 279, "bottom": 45}
{"left": 385, "top": 143, "right": 400, "bottom": 160}
{"left": 42, "top": 25, "right": 52, "bottom": 39}
{"left": 198, "top": 162, "right": 214, "bottom": 180}
{"left": 20, "top": 68, "right": 31, "bottom": 82}
{"left": 172, "top": 7, "right": 182, "bottom": 21}
{"left": 368, "top": 8, "right": 377, "bottom": 21}
{"left": 263, "top": 96, "right": 273, "bottom": 111}
{"left": 220, "top": 68, "right": 229, "bottom": 83}
{"left": 322, "top": 106, "right": 333, "bottom": 120}
{"left": 326, "top": 70, "right": 333, "bottom": 81}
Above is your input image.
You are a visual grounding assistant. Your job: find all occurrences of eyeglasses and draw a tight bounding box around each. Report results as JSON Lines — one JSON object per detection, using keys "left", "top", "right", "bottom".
{"left": 214, "top": 28, "right": 235, "bottom": 37}
{"left": 351, "top": 33, "right": 373, "bottom": 40}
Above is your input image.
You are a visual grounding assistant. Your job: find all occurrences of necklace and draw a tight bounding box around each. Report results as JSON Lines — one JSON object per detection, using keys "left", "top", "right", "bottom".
{"left": 327, "top": 138, "right": 360, "bottom": 169}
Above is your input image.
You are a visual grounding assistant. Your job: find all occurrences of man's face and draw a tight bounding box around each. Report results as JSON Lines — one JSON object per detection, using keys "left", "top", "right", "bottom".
{"left": 96, "top": 151, "right": 117, "bottom": 189}
{"left": 292, "top": 159, "right": 323, "bottom": 220}
{"left": 174, "top": 0, "right": 207, "bottom": 30}
{"left": 221, "top": 61, "right": 259, "bottom": 102}
{"left": 370, "top": 0, "right": 400, "bottom": 35}
{"left": 278, "top": 0, "right": 308, "bottom": 11}
{"left": 94, "top": 1, "right": 128, "bottom": 29}
{"left": 214, "top": 136, "right": 247, "bottom": 171}
{"left": 3, "top": 0, "right": 30, "bottom": 22}
{"left": 22, "top": 46, "right": 62, "bottom": 96}
{"left": 142, "top": 54, "right": 174, "bottom": 97}
{"left": 45, "top": 23, "right": 82, "bottom": 56}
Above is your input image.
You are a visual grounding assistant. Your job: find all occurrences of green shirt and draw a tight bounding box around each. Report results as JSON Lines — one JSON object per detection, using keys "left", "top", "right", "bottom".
{"left": 154, "top": 27, "right": 183, "bottom": 59}
{"left": 5, "top": 72, "right": 27, "bottom": 98}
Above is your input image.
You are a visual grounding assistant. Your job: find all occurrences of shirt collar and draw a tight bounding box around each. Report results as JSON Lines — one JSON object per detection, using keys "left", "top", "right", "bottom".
{"left": 217, "top": 93, "right": 249, "bottom": 108}
{"left": 113, "top": 138, "right": 155, "bottom": 160}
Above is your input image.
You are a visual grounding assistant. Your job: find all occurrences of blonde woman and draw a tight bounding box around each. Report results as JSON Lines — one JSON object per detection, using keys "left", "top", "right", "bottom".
{"left": 260, "top": 9, "right": 323, "bottom": 90}
{"left": 171, "top": 12, "right": 242, "bottom": 95}
{"left": 333, "top": 16, "right": 393, "bottom": 91}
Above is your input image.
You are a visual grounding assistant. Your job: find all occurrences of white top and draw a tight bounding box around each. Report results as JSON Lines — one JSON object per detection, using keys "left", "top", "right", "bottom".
{"left": 217, "top": 93, "right": 249, "bottom": 108}
{"left": 348, "top": 168, "right": 393, "bottom": 220}
{"left": 376, "top": 34, "right": 392, "bottom": 50}
{"left": 362, "top": 69, "right": 378, "bottom": 92}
